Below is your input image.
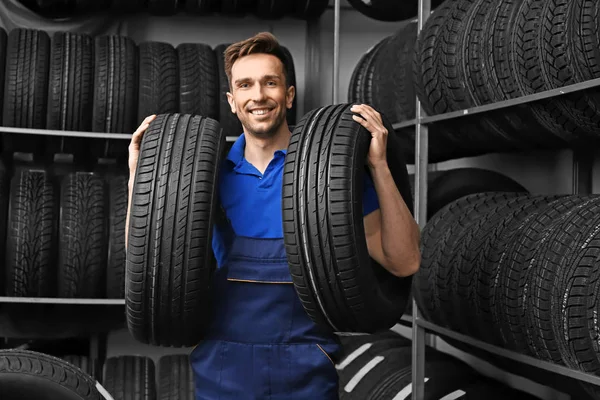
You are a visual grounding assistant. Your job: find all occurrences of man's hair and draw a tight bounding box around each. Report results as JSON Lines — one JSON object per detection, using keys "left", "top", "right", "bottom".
{"left": 223, "top": 32, "right": 290, "bottom": 90}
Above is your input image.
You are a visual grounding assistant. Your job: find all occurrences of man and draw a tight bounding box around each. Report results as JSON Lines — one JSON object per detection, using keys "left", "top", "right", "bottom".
{"left": 127, "top": 32, "right": 420, "bottom": 400}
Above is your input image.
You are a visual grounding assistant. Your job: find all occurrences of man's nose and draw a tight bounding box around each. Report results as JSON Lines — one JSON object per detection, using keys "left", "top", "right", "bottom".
{"left": 250, "top": 84, "right": 267, "bottom": 101}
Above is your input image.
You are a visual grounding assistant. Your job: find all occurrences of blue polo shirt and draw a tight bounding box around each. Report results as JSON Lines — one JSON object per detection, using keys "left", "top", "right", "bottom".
{"left": 212, "top": 134, "right": 380, "bottom": 268}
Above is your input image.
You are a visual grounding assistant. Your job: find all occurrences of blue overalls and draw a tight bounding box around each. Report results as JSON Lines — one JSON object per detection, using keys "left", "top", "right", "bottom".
{"left": 190, "top": 134, "right": 380, "bottom": 400}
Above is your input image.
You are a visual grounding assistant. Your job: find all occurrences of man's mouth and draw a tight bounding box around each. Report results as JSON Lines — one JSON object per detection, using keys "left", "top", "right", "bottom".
{"left": 249, "top": 108, "right": 273, "bottom": 116}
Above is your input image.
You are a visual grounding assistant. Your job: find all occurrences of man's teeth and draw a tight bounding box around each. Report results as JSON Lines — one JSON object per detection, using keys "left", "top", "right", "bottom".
{"left": 251, "top": 109, "right": 269, "bottom": 115}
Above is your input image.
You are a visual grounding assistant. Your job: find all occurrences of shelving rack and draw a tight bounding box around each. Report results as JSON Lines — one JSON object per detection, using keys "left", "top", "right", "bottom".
{"left": 400, "top": 0, "right": 600, "bottom": 399}
{"left": 3, "top": 0, "right": 600, "bottom": 398}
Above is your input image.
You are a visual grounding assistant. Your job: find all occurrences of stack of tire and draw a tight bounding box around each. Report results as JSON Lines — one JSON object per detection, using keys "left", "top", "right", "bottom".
{"left": 0, "top": 350, "right": 194, "bottom": 400}
{"left": 0, "top": 159, "right": 129, "bottom": 300}
{"left": 335, "top": 329, "right": 543, "bottom": 399}
{"left": 21, "top": 0, "right": 330, "bottom": 20}
{"left": 351, "top": 0, "right": 600, "bottom": 162}
{"left": 413, "top": 192, "right": 600, "bottom": 398}
{"left": 126, "top": 103, "right": 414, "bottom": 347}
{"left": 0, "top": 27, "right": 297, "bottom": 162}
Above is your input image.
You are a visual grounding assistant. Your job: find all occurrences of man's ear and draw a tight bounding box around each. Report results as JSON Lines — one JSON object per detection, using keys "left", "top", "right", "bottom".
{"left": 226, "top": 92, "right": 236, "bottom": 114}
{"left": 286, "top": 85, "right": 295, "bottom": 110}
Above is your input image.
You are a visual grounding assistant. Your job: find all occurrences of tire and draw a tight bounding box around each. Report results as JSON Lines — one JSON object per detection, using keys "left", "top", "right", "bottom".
{"left": 177, "top": 43, "right": 218, "bottom": 120}
{"left": 255, "top": 0, "right": 291, "bottom": 19}
{"left": 62, "top": 355, "right": 92, "bottom": 375}
{"left": 0, "top": 349, "right": 103, "bottom": 400}
{"left": 92, "top": 35, "right": 138, "bottom": 135}
{"left": 494, "top": 196, "right": 598, "bottom": 354}
{"left": 368, "top": 358, "right": 475, "bottom": 400}
{"left": 0, "top": 28, "right": 7, "bottom": 124}
{"left": 5, "top": 168, "right": 57, "bottom": 297}
{"left": 426, "top": 168, "right": 527, "bottom": 218}
{"left": 106, "top": 175, "right": 128, "bottom": 299}
{"left": 282, "top": 103, "right": 413, "bottom": 333}
{"left": 291, "top": 0, "right": 329, "bottom": 19}
{"left": 214, "top": 43, "right": 241, "bottom": 136}
{"left": 126, "top": 113, "right": 225, "bottom": 347}
{"left": 158, "top": 355, "right": 194, "bottom": 400}
{"left": 413, "top": 192, "right": 520, "bottom": 326}
{"left": 510, "top": 0, "right": 587, "bottom": 143}
{"left": 346, "top": 0, "right": 445, "bottom": 21}
{"left": 2, "top": 28, "right": 49, "bottom": 156}
{"left": 147, "top": 0, "right": 177, "bottom": 15}
{"left": 46, "top": 31, "right": 94, "bottom": 159}
{"left": 527, "top": 200, "right": 600, "bottom": 365}
{"left": 348, "top": 39, "right": 388, "bottom": 105}
{"left": 371, "top": 21, "right": 417, "bottom": 123}
{"left": 103, "top": 356, "right": 156, "bottom": 400}
{"left": 58, "top": 172, "right": 107, "bottom": 298}
{"left": 137, "top": 42, "right": 179, "bottom": 124}
{"left": 338, "top": 347, "right": 412, "bottom": 400}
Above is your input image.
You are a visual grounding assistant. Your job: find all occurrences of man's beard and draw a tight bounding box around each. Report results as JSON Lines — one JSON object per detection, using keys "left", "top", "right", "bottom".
{"left": 239, "top": 107, "right": 287, "bottom": 138}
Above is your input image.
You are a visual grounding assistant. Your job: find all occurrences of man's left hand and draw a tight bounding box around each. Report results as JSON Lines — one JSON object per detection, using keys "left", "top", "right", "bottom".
{"left": 351, "top": 104, "right": 388, "bottom": 169}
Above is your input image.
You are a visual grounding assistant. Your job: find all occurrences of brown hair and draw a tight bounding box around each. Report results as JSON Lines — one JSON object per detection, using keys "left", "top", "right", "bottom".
{"left": 223, "top": 32, "right": 290, "bottom": 89}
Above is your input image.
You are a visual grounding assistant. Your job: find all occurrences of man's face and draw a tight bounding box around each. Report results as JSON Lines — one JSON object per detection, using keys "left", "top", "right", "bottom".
{"left": 227, "top": 53, "right": 295, "bottom": 138}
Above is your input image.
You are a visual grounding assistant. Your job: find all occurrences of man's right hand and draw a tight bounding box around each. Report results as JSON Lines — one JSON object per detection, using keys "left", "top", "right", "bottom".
{"left": 128, "top": 115, "right": 157, "bottom": 178}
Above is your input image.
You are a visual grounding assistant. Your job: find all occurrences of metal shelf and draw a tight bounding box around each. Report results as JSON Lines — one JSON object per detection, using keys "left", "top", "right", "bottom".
{"left": 0, "top": 297, "right": 125, "bottom": 305}
{"left": 415, "top": 317, "right": 600, "bottom": 387}
{"left": 0, "top": 126, "right": 241, "bottom": 143}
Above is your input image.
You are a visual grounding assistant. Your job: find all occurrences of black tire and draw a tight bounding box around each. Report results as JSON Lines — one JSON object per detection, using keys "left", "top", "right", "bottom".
{"left": 103, "top": 356, "right": 156, "bottom": 400}
{"left": 291, "top": 0, "right": 329, "bottom": 19}
{"left": 346, "top": 0, "right": 444, "bottom": 21}
{"left": 369, "top": 358, "right": 475, "bottom": 400}
{"left": 126, "top": 113, "right": 225, "bottom": 347}
{"left": 282, "top": 103, "right": 413, "bottom": 333}
{"left": 510, "top": 0, "right": 587, "bottom": 144}
{"left": 348, "top": 39, "right": 388, "bottom": 105}
{"left": 106, "top": 175, "right": 128, "bottom": 299}
{"left": 371, "top": 21, "right": 417, "bottom": 123}
{"left": 280, "top": 46, "right": 297, "bottom": 126}
{"left": 526, "top": 200, "right": 600, "bottom": 365}
{"left": 470, "top": 196, "right": 561, "bottom": 345}
{"left": 158, "top": 355, "right": 194, "bottom": 400}
{"left": 214, "top": 43, "right": 241, "bottom": 136}
{"left": 62, "top": 355, "right": 92, "bottom": 375}
{"left": 3, "top": 28, "right": 50, "bottom": 129}
{"left": 137, "top": 42, "right": 179, "bottom": 124}
{"left": 494, "top": 196, "right": 598, "bottom": 354}
{"left": 46, "top": 31, "right": 94, "bottom": 150}
{"left": 337, "top": 329, "right": 411, "bottom": 357}
{"left": 5, "top": 168, "right": 57, "bottom": 297}
{"left": 2, "top": 28, "right": 49, "bottom": 157}
{"left": 0, "top": 28, "right": 7, "bottom": 124}
{"left": 0, "top": 350, "right": 104, "bottom": 400}
{"left": 426, "top": 168, "right": 527, "bottom": 218}
{"left": 255, "top": 0, "right": 291, "bottom": 19}
{"left": 413, "top": 192, "right": 520, "bottom": 326}
{"left": 92, "top": 35, "right": 138, "bottom": 135}
{"left": 177, "top": 43, "right": 218, "bottom": 120}
{"left": 338, "top": 347, "right": 412, "bottom": 400}
{"left": 58, "top": 172, "right": 107, "bottom": 298}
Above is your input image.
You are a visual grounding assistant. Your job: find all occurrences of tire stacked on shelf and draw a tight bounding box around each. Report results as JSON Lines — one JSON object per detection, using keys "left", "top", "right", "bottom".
{"left": 158, "top": 355, "right": 195, "bottom": 400}
{"left": 21, "top": 0, "right": 330, "bottom": 19}
{"left": 0, "top": 349, "right": 108, "bottom": 400}
{"left": 335, "top": 329, "right": 541, "bottom": 399}
{"left": 349, "top": 0, "right": 600, "bottom": 163}
{"left": 0, "top": 163, "right": 130, "bottom": 300}
{"left": 413, "top": 192, "right": 600, "bottom": 398}
{"left": 103, "top": 355, "right": 157, "bottom": 400}
{"left": 0, "top": 27, "right": 298, "bottom": 163}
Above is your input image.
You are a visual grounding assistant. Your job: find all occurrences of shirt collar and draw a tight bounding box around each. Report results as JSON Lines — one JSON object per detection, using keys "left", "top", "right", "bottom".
{"left": 226, "top": 133, "right": 288, "bottom": 169}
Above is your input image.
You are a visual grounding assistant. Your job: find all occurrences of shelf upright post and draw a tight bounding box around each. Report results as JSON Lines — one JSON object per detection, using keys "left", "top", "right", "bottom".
{"left": 333, "top": 0, "right": 341, "bottom": 104}
{"left": 412, "top": 0, "right": 431, "bottom": 399}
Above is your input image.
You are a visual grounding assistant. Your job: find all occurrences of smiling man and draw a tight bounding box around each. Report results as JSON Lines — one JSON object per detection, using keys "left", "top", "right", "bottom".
{"left": 127, "top": 32, "right": 420, "bottom": 400}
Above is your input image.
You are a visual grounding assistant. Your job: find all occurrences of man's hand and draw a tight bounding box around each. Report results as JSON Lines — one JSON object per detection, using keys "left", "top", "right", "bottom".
{"left": 128, "top": 115, "right": 156, "bottom": 178}
{"left": 351, "top": 104, "right": 388, "bottom": 169}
